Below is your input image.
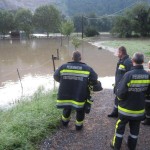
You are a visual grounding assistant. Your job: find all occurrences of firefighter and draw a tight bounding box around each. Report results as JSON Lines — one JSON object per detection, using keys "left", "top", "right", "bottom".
{"left": 108, "top": 46, "right": 133, "bottom": 118}
{"left": 54, "top": 51, "right": 101, "bottom": 130}
{"left": 142, "top": 60, "right": 150, "bottom": 125}
{"left": 111, "top": 52, "right": 150, "bottom": 150}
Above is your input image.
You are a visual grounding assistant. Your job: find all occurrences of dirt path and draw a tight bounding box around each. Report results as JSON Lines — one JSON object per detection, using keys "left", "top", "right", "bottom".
{"left": 40, "top": 89, "right": 150, "bottom": 150}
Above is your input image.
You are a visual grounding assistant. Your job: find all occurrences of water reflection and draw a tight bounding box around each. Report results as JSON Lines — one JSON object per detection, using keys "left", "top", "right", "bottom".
{"left": 0, "top": 75, "right": 114, "bottom": 108}
{"left": 0, "top": 38, "right": 118, "bottom": 108}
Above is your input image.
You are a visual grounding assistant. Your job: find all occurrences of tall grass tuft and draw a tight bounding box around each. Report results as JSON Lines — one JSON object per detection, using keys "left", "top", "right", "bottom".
{"left": 0, "top": 87, "right": 61, "bottom": 150}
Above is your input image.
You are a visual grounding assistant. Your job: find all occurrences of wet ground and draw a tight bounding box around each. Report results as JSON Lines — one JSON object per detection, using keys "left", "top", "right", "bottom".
{"left": 40, "top": 89, "right": 150, "bottom": 150}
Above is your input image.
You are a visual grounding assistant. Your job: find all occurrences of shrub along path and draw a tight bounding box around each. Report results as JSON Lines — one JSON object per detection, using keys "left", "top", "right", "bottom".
{"left": 40, "top": 89, "right": 150, "bottom": 150}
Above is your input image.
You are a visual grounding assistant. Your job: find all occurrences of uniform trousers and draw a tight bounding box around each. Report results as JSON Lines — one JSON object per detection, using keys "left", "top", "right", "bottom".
{"left": 113, "top": 117, "right": 140, "bottom": 150}
{"left": 62, "top": 108, "right": 85, "bottom": 127}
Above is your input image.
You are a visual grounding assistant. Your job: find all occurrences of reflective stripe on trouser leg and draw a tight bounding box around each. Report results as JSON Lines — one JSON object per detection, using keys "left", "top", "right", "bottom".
{"left": 113, "top": 119, "right": 127, "bottom": 150}
{"left": 62, "top": 115, "right": 70, "bottom": 122}
{"left": 75, "top": 120, "right": 84, "bottom": 126}
{"left": 62, "top": 108, "right": 71, "bottom": 122}
{"left": 76, "top": 109, "right": 85, "bottom": 126}
{"left": 128, "top": 120, "right": 140, "bottom": 150}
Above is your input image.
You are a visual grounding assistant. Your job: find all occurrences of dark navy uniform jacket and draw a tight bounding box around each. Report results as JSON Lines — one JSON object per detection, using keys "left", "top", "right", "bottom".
{"left": 54, "top": 61, "right": 98, "bottom": 110}
{"left": 115, "top": 55, "right": 133, "bottom": 87}
{"left": 116, "top": 65, "right": 150, "bottom": 120}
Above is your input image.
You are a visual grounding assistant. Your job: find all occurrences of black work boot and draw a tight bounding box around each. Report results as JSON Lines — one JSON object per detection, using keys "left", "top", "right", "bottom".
{"left": 110, "top": 141, "right": 120, "bottom": 150}
{"left": 75, "top": 125, "right": 83, "bottom": 131}
{"left": 61, "top": 120, "right": 69, "bottom": 127}
{"left": 108, "top": 108, "right": 118, "bottom": 118}
{"left": 127, "top": 136, "right": 137, "bottom": 150}
{"left": 141, "top": 119, "right": 150, "bottom": 125}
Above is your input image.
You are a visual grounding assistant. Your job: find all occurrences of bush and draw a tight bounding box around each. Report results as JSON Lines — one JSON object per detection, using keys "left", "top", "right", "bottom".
{"left": 85, "top": 27, "right": 99, "bottom": 37}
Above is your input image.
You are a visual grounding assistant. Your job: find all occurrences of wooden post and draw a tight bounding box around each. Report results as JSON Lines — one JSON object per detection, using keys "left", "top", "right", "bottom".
{"left": 17, "top": 68, "right": 23, "bottom": 96}
{"left": 57, "top": 49, "right": 59, "bottom": 60}
{"left": 52, "top": 55, "right": 56, "bottom": 72}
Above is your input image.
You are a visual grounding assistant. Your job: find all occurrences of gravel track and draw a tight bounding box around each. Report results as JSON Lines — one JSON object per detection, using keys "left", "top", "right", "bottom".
{"left": 40, "top": 89, "right": 150, "bottom": 150}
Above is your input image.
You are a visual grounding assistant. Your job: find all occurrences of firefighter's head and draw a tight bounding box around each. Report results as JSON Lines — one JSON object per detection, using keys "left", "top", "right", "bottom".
{"left": 132, "top": 52, "right": 144, "bottom": 65}
{"left": 72, "top": 51, "right": 81, "bottom": 62}
{"left": 117, "top": 46, "right": 127, "bottom": 59}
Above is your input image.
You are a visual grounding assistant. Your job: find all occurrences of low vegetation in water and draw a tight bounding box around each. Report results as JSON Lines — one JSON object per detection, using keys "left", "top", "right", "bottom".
{"left": 0, "top": 88, "right": 61, "bottom": 150}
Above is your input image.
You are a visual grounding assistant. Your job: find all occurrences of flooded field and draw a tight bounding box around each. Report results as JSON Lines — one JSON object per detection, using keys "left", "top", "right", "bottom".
{"left": 0, "top": 38, "right": 118, "bottom": 108}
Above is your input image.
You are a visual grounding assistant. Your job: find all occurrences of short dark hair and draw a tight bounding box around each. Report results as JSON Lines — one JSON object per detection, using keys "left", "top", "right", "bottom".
{"left": 72, "top": 51, "right": 81, "bottom": 62}
{"left": 119, "top": 46, "right": 127, "bottom": 55}
{"left": 132, "top": 52, "right": 144, "bottom": 64}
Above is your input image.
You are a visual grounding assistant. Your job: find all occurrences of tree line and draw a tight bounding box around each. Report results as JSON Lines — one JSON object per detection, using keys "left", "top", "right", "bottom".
{"left": 0, "top": 3, "right": 150, "bottom": 38}
{"left": 0, "top": 5, "right": 68, "bottom": 38}
{"left": 112, "top": 3, "right": 150, "bottom": 37}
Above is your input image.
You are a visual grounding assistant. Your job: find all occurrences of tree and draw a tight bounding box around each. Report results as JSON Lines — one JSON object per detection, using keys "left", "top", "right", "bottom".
{"left": 111, "top": 16, "right": 132, "bottom": 37}
{"left": 111, "top": 3, "right": 150, "bottom": 37}
{"left": 60, "top": 20, "right": 74, "bottom": 42}
{"left": 15, "top": 9, "right": 33, "bottom": 38}
{"left": 126, "top": 3, "right": 150, "bottom": 36}
{"left": 71, "top": 36, "right": 81, "bottom": 50}
{"left": 73, "top": 15, "right": 82, "bottom": 32}
{"left": 97, "top": 17, "right": 113, "bottom": 32}
{"left": 33, "top": 5, "right": 61, "bottom": 37}
{"left": 0, "top": 10, "right": 15, "bottom": 37}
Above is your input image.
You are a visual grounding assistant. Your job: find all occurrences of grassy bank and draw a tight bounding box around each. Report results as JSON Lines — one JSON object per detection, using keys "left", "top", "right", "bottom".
{"left": 0, "top": 88, "right": 61, "bottom": 150}
{"left": 102, "top": 39, "right": 150, "bottom": 58}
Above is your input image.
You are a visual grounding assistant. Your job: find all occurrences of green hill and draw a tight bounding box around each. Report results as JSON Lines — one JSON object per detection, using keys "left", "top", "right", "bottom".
{"left": 0, "top": 0, "right": 150, "bottom": 16}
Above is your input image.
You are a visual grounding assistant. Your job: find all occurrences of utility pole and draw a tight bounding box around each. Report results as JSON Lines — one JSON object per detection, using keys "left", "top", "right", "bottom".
{"left": 82, "top": 15, "right": 84, "bottom": 39}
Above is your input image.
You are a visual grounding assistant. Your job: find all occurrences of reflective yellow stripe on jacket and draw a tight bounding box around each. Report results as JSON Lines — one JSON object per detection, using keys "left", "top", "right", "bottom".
{"left": 127, "top": 80, "right": 150, "bottom": 87}
{"left": 118, "top": 105, "right": 145, "bottom": 117}
{"left": 60, "top": 69, "right": 90, "bottom": 75}
{"left": 57, "top": 100, "right": 85, "bottom": 108}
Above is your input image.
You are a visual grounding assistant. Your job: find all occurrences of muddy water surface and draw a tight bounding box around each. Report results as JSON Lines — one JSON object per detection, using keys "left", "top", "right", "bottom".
{"left": 0, "top": 38, "right": 118, "bottom": 108}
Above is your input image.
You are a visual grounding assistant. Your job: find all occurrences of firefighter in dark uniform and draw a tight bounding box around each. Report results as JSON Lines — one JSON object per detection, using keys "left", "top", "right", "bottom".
{"left": 108, "top": 46, "right": 133, "bottom": 118}
{"left": 54, "top": 51, "right": 100, "bottom": 130}
{"left": 111, "top": 52, "right": 150, "bottom": 150}
{"left": 142, "top": 60, "right": 150, "bottom": 125}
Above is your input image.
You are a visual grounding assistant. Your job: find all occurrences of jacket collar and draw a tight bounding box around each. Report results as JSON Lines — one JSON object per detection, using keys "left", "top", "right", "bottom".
{"left": 133, "top": 65, "right": 144, "bottom": 69}
{"left": 68, "top": 61, "right": 85, "bottom": 65}
{"left": 121, "top": 55, "right": 129, "bottom": 61}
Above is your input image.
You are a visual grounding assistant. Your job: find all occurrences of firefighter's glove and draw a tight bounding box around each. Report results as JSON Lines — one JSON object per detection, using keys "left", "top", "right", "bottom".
{"left": 93, "top": 81, "right": 103, "bottom": 92}
{"left": 84, "top": 99, "right": 93, "bottom": 114}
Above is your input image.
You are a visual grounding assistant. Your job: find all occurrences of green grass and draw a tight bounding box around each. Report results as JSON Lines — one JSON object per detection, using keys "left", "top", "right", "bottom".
{"left": 102, "top": 39, "right": 150, "bottom": 59}
{"left": 0, "top": 88, "right": 61, "bottom": 150}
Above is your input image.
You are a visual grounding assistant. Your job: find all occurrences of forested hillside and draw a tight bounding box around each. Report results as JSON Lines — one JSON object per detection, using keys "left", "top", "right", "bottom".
{"left": 0, "top": 0, "right": 150, "bottom": 16}
{"left": 67, "top": 0, "right": 150, "bottom": 16}
{"left": 0, "top": 0, "right": 67, "bottom": 14}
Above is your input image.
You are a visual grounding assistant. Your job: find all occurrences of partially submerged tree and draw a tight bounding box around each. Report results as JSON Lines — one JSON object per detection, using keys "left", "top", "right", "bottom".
{"left": 71, "top": 36, "right": 81, "bottom": 50}
{"left": 33, "top": 5, "right": 61, "bottom": 37}
{"left": 60, "top": 20, "right": 74, "bottom": 43}
{"left": 0, "top": 10, "right": 15, "bottom": 37}
{"left": 15, "top": 9, "right": 33, "bottom": 38}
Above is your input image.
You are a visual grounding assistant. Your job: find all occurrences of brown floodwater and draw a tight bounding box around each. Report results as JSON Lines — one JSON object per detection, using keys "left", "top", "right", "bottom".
{"left": 0, "top": 38, "right": 118, "bottom": 108}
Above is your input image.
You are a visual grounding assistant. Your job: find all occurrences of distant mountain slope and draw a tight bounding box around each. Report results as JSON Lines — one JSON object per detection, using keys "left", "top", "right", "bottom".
{"left": 66, "top": 0, "right": 150, "bottom": 16}
{"left": 0, "top": 0, "right": 67, "bottom": 14}
{"left": 0, "top": 0, "right": 150, "bottom": 16}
